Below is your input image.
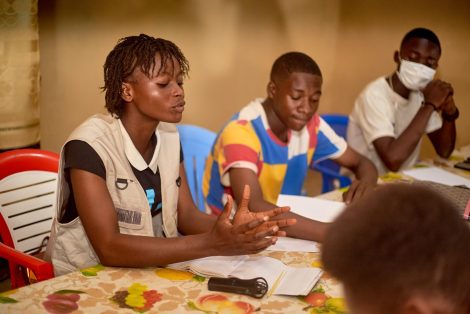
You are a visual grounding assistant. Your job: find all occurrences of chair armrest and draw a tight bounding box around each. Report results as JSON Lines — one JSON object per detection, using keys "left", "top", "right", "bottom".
{"left": 0, "top": 242, "right": 54, "bottom": 287}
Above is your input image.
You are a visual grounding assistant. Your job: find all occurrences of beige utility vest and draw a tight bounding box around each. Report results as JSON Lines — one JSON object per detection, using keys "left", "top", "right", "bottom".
{"left": 47, "top": 114, "right": 180, "bottom": 276}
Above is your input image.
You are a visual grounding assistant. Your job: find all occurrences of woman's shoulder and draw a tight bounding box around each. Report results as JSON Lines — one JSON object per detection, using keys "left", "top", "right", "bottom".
{"left": 68, "top": 114, "right": 119, "bottom": 141}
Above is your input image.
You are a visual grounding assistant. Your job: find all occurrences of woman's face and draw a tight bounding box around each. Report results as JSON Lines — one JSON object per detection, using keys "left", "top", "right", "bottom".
{"left": 123, "top": 53, "right": 186, "bottom": 124}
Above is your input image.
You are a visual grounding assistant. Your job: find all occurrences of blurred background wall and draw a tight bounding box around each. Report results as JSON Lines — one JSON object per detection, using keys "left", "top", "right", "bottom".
{"left": 0, "top": 0, "right": 40, "bottom": 151}
{"left": 38, "top": 0, "right": 470, "bottom": 157}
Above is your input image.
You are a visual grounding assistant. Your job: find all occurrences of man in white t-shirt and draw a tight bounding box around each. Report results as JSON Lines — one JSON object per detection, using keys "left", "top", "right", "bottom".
{"left": 347, "top": 27, "right": 459, "bottom": 175}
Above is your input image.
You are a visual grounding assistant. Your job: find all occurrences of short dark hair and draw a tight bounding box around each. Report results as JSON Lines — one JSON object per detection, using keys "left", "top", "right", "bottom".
{"left": 322, "top": 184, "right": 470, "bottom": 313}
{"left": 270, "top": 52, "right": 322, "bottom": 83}
{"left": 102, "top": 34, "right": 189, "bottom": 118}
{"left": 401, "top": 27, "right": 441, "bottom": 53}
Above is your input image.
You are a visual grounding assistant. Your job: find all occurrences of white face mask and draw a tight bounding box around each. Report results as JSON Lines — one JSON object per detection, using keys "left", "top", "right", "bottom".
{"left": 396, "top": 57, "right": 436, "bottom": 91}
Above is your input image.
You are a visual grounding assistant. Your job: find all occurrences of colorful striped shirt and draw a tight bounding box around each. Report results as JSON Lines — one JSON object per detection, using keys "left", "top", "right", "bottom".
{"left": 203, "top": 98, "right": 347, "bottom": 213}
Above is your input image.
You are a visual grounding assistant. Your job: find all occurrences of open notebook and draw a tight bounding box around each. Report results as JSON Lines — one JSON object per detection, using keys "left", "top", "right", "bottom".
{"left": 167, "top": 255, "right": 323, "bottom": 296}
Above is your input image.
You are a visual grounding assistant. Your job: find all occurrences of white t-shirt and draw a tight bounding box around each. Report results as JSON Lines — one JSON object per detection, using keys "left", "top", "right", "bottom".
{"left": 347, "top": 76, "right": 442, "bottom": 175}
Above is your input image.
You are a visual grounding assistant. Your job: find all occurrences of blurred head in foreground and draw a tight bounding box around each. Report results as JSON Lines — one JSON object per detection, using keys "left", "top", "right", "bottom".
{"left": 322, "top": 184, "right": 470, "bottom": 314}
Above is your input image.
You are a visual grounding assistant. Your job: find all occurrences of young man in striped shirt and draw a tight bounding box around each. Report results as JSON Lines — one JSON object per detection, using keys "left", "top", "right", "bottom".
{"left": 203, "top": 52, "right": 377, "bottom": 242}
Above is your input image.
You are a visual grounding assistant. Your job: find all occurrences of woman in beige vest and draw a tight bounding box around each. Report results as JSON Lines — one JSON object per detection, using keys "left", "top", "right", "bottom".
{"left": 47, "top": 34, "right": 296, "bottom": 275}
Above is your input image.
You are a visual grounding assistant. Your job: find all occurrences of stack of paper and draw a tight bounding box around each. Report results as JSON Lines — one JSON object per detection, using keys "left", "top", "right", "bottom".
{"left": 167, "top": 255, "right": 322, "bottom": 296}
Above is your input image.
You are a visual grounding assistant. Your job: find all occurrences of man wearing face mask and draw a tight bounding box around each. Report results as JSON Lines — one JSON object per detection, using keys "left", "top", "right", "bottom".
{"left": 347, "top": 27, "right": 458, "bottom": 175}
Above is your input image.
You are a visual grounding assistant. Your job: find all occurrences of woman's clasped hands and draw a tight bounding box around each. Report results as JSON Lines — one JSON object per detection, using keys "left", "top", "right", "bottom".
{"left": 209, "top": 185, "right": 297, "bottom": 255}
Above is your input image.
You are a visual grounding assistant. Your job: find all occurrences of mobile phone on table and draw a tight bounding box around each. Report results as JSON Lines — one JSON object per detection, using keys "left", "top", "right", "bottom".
{"left": 454, "top": 158, "right": 470, "bottom": 171}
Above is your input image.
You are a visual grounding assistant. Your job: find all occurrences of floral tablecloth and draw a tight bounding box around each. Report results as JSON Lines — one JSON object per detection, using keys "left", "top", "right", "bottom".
{"left": 0, "top": 250, "right": 345, "bottom": 313}
{"left": 5, "top": 154, "right": 467, "bottom": 313}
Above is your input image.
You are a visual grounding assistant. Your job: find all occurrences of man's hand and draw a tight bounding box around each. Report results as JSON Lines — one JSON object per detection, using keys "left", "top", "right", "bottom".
{"left": 334, "top": 147, "right": 378, "bottom": 203}
{"left": 342, "top": 179, "right": 375, "bottom": 204}
{"left": 422, "top": 80, "right": 453, "bottom": 110}
{"left": 441, "top": 94, "right": 458, "bottom": 116}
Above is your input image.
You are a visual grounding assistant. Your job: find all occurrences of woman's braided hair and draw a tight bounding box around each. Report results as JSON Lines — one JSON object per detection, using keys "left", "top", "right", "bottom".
{"left": 102, "top": 34, "right": 189, "bottom": 117}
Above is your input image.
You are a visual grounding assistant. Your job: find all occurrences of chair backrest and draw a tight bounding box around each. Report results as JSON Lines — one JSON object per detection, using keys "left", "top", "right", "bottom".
{"left": 177, "top": 125, "right": 216, "bottom": 211}
{"left": 321, "top": 114, "right": 349, "bottom": 138}
{"left": 0, "top": 149, "right": 60, "bottom": 254}
{"left": 313, "top": 114, "right": 352, "bottom": 193}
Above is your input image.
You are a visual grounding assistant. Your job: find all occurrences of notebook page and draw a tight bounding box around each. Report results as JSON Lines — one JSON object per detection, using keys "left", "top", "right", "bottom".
{"left": 228, "top": 256, "right": 323, "bottom": 296}
{"left": 266, "top": 236, "right": 320, "bottom": 253}
{"left": 228, "top": 255, "right": 285, "bottom": 292}
{"left": 169, "top": 255, "right": 323, "bottom": 296}
{"left": 167, "top": 255, "right": 248, "bottom": 277}
{"left": 403, "top": 166, "right": 470, "bottom": 188}
{"left": 277, "top": 194, "right": 345, "bottom": 223}
{"left": 274, "top": 267, "right": 323, "bottom": 296}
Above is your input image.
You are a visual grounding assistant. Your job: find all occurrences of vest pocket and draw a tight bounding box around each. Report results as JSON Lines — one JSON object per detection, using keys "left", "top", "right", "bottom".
{"left": 107, "top": 173, "right": 147, "bottom": 231}
{"left": 115, "top": 205, "right": 146, "bottom": 230}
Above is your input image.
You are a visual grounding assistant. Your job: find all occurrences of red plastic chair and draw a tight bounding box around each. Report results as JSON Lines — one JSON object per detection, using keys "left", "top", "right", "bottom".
{"left": 0, "top": 149, "right": 59, "bottom": 289}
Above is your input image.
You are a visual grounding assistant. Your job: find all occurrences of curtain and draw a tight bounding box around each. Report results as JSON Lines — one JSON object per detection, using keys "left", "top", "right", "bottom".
{"left": 0, "top": 0, "right": 40, "bottom": 150}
